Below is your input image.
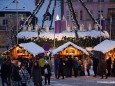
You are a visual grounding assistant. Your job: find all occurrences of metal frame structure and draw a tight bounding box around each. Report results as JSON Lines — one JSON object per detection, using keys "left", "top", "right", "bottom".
{"left": 19, "top": 0, "right": 103, "bottom": 38}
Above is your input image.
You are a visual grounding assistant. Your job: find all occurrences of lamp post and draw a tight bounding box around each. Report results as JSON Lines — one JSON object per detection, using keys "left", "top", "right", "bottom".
{"left": 99, "top": 0, "right": 102, "bottom": 43}
{"left": 16, "top": 0, "right": 19, "bottom": 44}
{"left": 110, "top": 16, "right": 112, "bottom": 40}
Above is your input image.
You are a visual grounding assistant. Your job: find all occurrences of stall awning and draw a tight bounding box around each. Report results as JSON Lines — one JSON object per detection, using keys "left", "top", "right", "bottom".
{"left": 92, "top": 40, "right": 115, "bottom": 54}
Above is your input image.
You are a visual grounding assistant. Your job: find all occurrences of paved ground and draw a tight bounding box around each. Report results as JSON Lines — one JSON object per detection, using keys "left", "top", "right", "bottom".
{"left": 0, "top": 68, "right": 115, "bottom": 86}
{"left": 0, "top": 75, "right": 115, "bottom": 86}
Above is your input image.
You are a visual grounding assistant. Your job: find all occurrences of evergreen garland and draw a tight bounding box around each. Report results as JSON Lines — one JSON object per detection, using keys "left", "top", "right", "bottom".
{"left": 18, "top": 36, "right": 107, "bottom": 48}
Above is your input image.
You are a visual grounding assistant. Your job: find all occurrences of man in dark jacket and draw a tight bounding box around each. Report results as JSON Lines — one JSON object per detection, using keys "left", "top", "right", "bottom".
{"left": 1, "top": 60, "right": 9, "bottom": 86}
{"left": 54, "top": 56, "right": 60, "bottom": 79}
{"left": 66, "top": 57, "right": 73, "bottom": 77}
{"left": 106, "top": 57, "right": 112, "bottom": 76}
{"left": 44, "top": 62, "right": 51, "bottom": 85}
{"left": 93, "top": 57, "right": 99, "bottom": 77}
{"left": 57, "top": 58, "right": 64, "bottom": 79}
{"left": 100, "top": 58, "right": 107, "bottom": 79}
{"left": 11, "top": 60, "right": 21, "bottom": 86}
{"left": 73, "top": 57, "right": 79, "bottom": 77}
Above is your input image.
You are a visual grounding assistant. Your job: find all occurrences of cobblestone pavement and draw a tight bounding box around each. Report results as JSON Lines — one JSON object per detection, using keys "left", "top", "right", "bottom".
{"left": 0, "top": 75, "right": 115, "bottom": 86}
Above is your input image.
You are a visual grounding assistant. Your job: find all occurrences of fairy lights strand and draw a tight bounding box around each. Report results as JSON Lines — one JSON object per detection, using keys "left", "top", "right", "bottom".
{"left": 67, "top": 0, "right": 79, "bottom": 38}
{"left": 19, "top": 0, "right": 45, "bottom": 32}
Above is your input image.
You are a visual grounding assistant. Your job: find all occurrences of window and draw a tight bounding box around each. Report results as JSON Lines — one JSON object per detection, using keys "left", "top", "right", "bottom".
{"left": 80, "top": 10, "right": 83, "bottom": 20}
{"left": 3, "top": 19, "right": 8, "bottom": 25}
{"left": 86, "top": 10, "right": 93, "bottom": 20}
{"left": 98, "top": 0, "right": 104, "bottom": 2}
{"left": 87, "top": 0, "right": 93, "bottom": 2}
{"left": 98, "top": 10, "right": 104, "bottom": 19}
{"left": 71, "top": 0, "right": 78, "bottom": 2}
{"left": 66, "top": 11, "right": 70, "bottom": 20}
{"left": 110, "top": 0, "right": 115, "bottom": 2}
{"left": 75, "top": 10, "right": 78, "bottom": 19}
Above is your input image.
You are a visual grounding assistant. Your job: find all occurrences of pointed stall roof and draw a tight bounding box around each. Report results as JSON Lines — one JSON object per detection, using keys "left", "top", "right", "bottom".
{"left": 19, "top": 42, "right": 44, "bottom": 55}
{"left": 92, "top": 40, "right": 115, "bottom": 54}
{"left": 52, "top": 41, "right": 89, "bottom": 55}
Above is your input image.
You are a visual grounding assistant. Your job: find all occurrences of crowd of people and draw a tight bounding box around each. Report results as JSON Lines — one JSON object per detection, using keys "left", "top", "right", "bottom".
{"left": 54, "top": 55, "right": 115, "bottom": 79}
{"left": 0, "top": 56, "right": 52, "bottom": 86}
{"left": 0, "top": 55, "right": 115, "bottom": 86}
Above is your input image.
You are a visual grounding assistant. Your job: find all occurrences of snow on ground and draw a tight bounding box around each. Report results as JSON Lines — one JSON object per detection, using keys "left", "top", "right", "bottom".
{"left": 92, "top": 40, "right": 115, "bottom": 53}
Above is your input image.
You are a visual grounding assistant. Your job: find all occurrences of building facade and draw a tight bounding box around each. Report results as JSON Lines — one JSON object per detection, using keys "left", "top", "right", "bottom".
{"left": 63, "top": 0, "right": 115, "bottom": 38}
{"left": 0, "top": 0, "right": 35, "bottom": 54}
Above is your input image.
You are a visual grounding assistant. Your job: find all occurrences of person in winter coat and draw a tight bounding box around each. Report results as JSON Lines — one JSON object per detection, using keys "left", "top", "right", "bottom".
{"left": 73, "top": 57, "right": 79, "bottom": 77}
{"left": 106, "top": 57, "right": 112, "bottom": 76}
{"left": 112, "top": 59, "right": 115, "bottom": 77}
{"left": 57, "top": 58, "right": 65, "bottom": 79}
{"left": 19, "top": 64, "right": 30, "bottom": 86}
{"left": 11, "top": 60, "right": 21, "bottom": 86}
{"left": 1, "top": 60, "right": 9, "bottom": 86}
{"left": 54, "top": 56, "right": 60, "bottom": 79}
{"left": 44, "top": 61, "right": 51, "bottom": 85}
{"left": 100, "top": 58, "right": 107, "bottom": 79}
{"left": 6, "top": 60, "right": 12, "bottom": 86}
{"left": 86, "top": 59, "right": 91, "bottom": 76}
{"left": 66, "top": 57, "right": 73, "bottom": 77}
{"left": 93, "top": 57, "right": 98, "bottom": 77}
{"left": 31, "top": 61, "right": 42, "bottom": 86}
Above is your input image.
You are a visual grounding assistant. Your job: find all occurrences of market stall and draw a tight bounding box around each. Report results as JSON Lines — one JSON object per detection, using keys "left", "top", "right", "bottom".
{"left": 52, "top": 41, "right": 89, "bottom": 59}
{"left": 2, "top": 42, "right": 45, "bottom": 60}
{"left": 92, "top": 40, "right": 115, "bottom": 60}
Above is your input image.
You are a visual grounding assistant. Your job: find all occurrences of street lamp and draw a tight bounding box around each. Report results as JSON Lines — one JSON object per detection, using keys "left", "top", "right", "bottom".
{"left": 110, "top": 16, "right": 112, "bottom": 40}
{"left": 16, "top": 0, "right": 19, "bottom": 44}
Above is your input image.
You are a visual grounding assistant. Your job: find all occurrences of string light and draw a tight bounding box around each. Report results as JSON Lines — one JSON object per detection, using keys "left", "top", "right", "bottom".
{"left": 19, "top": 0, "right": 45, "bottom": 32}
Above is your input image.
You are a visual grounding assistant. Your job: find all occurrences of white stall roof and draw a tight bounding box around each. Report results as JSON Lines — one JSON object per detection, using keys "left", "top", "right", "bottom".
{"left": 52, "top": 41, "right": 89, "bottom": 55}
{"left": 19, "top": 42, "right": 44, "bottom": 55}
{"left": 92, "top": 40, "right": 115, "bottom": 53}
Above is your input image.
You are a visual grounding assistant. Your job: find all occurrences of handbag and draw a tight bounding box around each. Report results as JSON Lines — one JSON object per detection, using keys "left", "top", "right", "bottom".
{"left": 44, "top": 68, "right": 48, "bottom": 74}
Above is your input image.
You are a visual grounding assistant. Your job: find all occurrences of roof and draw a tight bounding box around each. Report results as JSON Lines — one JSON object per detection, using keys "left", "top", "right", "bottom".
{"left": 92, "top": 40, "right": 115, "bottom": 54}
{"left": 17, "top": 30, "right": 109, "bottom": 40}
{"left": 0, "top": 0, "right": 35, "bottom": 12}
{"left": 52, "top": 41, "right": 89, "bottom": 55}
{"left": 19, "top": 42, "right": 44, "bottom": 55}
{"left": 17, "top": 31, "right": 38, "bottom": 39}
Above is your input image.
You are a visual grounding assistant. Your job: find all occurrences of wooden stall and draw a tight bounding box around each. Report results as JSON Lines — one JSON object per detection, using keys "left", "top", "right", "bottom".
{"left": 2, "top": 42, "right": 45, "bottom": 60}
{"left": 53, "top": 41, "right": 89, "bottom": 59}
{"left": 92, "top": 40, "right": 115, "bottom": 75}
{"left": 92, "top": 40, "right": 115, "bottom": 61}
